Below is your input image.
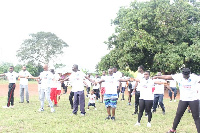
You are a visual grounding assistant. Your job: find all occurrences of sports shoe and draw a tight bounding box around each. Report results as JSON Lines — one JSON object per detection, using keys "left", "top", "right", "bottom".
{"left": 174, "top": 100, "right": 176, "bottom": 102}
{"left": 169, "top": 100, "right": 172, "bottom": 102}
{"left": 132, "top": 112, "right": 138, "bottom": 115}
{"left": 27, "top": 101, "right": 29, "bottom": 103}
{"left": 145, "top": 113, "right": 148, "bottom": 117}
{"left": 127, "top": 102, "right": 132, "bottom": 105}
{"left": 188, "top": 110, "right": 191, "bottom": 113}
{"left": 166, "top": 129, "right": 176, "bottom": 133}
{"left": 10, "top": 105, "right": 14, "bottom": 108}
{"left": 105, "top": 115, "right": 111, "bottom": 120}
{"left": 51, "top": 108, "right": 55, "bottom": 113}
{"left": 80, "top": 113, "right": 85, "bottom": 116}
{"left": 70, "top": 113, "right": 77, "bottom": 116}
{"left": 134, "top": 122, "right": 141, "bottom": 126}
{"left": 54, "top": 104, "right": 58, "bottom": 107}
{"left": 2, "top": 106, "right": 10, "bottom": 108}
{"left": 147, "top": 122, "right": 151, "bottom": 127}
{"left": 152, "top": 110, "right": 156, "bottom": 113}
{"left": 111, "top": 116, "right": 115, "bottom": 121}
{"left": 19, "top": 102, "right": 24, "bottom": 103}
{"left": 87, "top": 109, "right": 89, "bottom": 111}
{"left": 163, "top": 111, "right": 165, "bottom": 115}
{"left": 38, "top": 108, "right": 44, "bottom": 112}
{"left": 95, "top": 108, "right": 97, "bottom": 110}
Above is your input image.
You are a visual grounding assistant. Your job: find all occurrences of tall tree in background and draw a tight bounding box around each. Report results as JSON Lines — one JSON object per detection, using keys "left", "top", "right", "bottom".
{"left": 16, "top": 31, "right": 68, "bottom": 64}
{"left": 98, "top": 0, "right": 200, "bottom": 74}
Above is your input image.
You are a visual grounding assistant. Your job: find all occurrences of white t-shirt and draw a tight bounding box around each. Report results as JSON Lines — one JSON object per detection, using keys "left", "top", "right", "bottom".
{"left": 136, "top": 73, "right": 144, "bottom": 91}
{"left": 153, "top": 79, "right": 165, "bottom": 94}
{"left": 102, "top": 75, "right": 118, "bottom": 94}
{"left": 85, "top": 79, "right": 91, "bottom": 87}
{"left": 51, "top": 73, "right": 61, "bottom": 90}
{"left": 169, "top": 80, "right": 177, "bottom": 88}
{"left": 39, "top": 71, "right": 54, "bottom": 89}
{"left": 113, "top": 71, "right": 122, "bottom": 87}
{"left": 172, "top": 74, "right": 200, "bottom": 101}
{"left": 121, "top": 76, "right": 127, "bottom": 87}
{"left": 196, "top": 82, "right": 200, "bottom": 100}
{"left": 139, "top": 78, "right": 154, "bottom": 100}
{"left": 5, "top": 72, "right": 18, "bottom": 83}
{"left": 68, "top": 71, "right": 86, "bottom": 92}
{"left": 18, "top": 70, "right": 31, "bottom": 85}
{"left": 88, "top": 94, "right": 96, "bottom": 103}
{"left": 93, "top": 77, "right": 100, "bottom": 89}
{"left": 100, "top": 75, "right": 106, "bottom": 88}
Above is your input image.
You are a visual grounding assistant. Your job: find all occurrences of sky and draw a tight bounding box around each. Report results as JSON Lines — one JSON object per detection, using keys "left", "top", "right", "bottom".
{"left": 0, "top": 0, "right": 147, "bottom": 72}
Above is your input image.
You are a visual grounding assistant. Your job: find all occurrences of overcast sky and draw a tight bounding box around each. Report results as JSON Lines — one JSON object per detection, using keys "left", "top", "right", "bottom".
{"left": 0, "top": 0, "right": 148, "bottom": 72}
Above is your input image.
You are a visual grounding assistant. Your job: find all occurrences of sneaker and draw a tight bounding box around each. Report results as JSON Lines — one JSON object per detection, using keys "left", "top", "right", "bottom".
{"left": 70, "top": 113, "right": 77, "bottom": 116}
{"left": 19, "top": 102, "right": 24, "bottom": 103}
{"left": 95, "top": 108, "right": 97, "bottom": 110}
{"left": 132, "top": 112, "right": 138, "bottom": 115}
{"left": 2, "top": 106, "right": 10, "bottom": 108}
{"left": 152, "top": 110, "right": 156, "bottom": 113}
{"left": 51, "top": 108, "right": 55, "bottom": 113}
{"left": 174, "top": 100, "right": 176, "bottom": 102}
{"left": 127, "top": 102, "right": 132, "bottom": 105}
{"left": 134, "top": 122, "right": 141, "bottom": 126}
{"left": 54, "top": 104, "right": 58, "bottom": 107}
{"left": 38, "top": 108, "right": 44, "bottom": 112}
{"left": 10, "top": 105, "right": 14, "bottom": 108}
{"left": 71, "top": 106, "right": 73, "bottom": 109}
{"left": 105, "top": 115, "right": 111, "bottom": 120}
{"left": 147, "top": 122, "right": 151, "bottom": 127}
{"left": 111, "top": 116, "right": 115, "bottom": 121}
{"left": 167, "top": 129, "right": 176, "bottom": 133}
{"left": 80, "top": 113, "right": 85, "bottom": 116}
{"left": 87, "top": 109, "right": 89, "bottom": 111}
{"left": 169, "top": 100, "right": 172, "bottom": 102}
{"left": 145, "top": 113, "right": 148, "bottom": 117}
{"left": 163, "top": 111, "right": 165, "bottom": 115}
{"left": 188, "top": 110, "right": 191, "bottom": 113}
{"left": 27, "top": 101, "right": 29, "bottom": 103}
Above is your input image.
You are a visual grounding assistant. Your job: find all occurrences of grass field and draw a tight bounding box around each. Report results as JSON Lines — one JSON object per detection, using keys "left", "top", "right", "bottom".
{"left": 0, "top": 85, "right": 197, "bottom": 133}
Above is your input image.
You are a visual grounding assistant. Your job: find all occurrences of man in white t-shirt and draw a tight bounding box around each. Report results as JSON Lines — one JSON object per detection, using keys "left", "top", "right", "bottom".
{"left": 29, "top": 64, "right": 55, "bottom": 113}
{"left": 18, "top": 66, "right": 32, "bottom": 103}
{"left": 154, "top": 68, "right": 200, "bottom": 133}
{"left": 113, "top": 67, "right": 122, "bottom": 98}
{"left": 64, "top": 64, "right": 92, "bottom": 116}
{"left": 0, "top": 66, "right": 18, "bottom": 108}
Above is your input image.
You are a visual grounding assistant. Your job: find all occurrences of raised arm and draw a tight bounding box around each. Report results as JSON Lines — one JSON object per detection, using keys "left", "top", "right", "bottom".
{"left": 153, "top": 75, "right": 173, "bottom": 80}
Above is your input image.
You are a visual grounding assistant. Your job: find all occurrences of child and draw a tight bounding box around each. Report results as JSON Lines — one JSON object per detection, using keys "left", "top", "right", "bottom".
{"left": 87, "top": 90, "right": 97, "bottom": 110}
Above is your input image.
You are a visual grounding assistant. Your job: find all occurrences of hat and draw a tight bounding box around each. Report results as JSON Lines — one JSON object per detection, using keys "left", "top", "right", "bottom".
{"left": 182, "top": 68, "right": 190, "bottom": 75}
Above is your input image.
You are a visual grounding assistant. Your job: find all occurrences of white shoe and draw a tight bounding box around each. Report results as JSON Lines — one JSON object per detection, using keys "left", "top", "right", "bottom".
{"left": 174, "top": 100, "right": 176, "bottom": 102}
{"left": 38, "top": 108, "right": 44, "bottom": 112}
{"left": 169, "top": 100, "right": 172, "bottom": 102}
{"left": 95, "top": 108, "right": 97, "bottom": 110}
{"left": 80, "top": 113, "right": 85, "bottom": 116}
{"left": 134, "top": 122, "right": 141, "bottom": 126}
{"left": 147, "top": 122, "right": 151, "bottom": 127}
{"left": 10, "top": 105, "right": 14, "bottom": 108}
{"left": 51, "top": 108, "right": 55, "bottom": 113}
{"left": 2, "top": 106, "right": 10, "bottom": 108}
{"left": 87, "top": 109, "right": 89, "bottom": 111}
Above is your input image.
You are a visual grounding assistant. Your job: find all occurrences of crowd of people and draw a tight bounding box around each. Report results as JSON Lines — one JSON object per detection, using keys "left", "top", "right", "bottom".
{"left": 0, "top": 64, "right": 199, "bottom": 133}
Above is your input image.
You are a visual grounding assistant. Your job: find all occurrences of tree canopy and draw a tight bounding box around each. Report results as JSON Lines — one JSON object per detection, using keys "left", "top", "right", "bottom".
{"left": 16, "top": 32, "right": 68, "bottom": 64}
{"left": 98, "top": 0, "right": 200, "bottom": 74}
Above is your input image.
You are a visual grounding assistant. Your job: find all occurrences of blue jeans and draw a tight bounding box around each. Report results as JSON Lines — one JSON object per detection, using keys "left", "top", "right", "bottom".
{"left": 153, "top": 94, "right": 165, "bottom": 111}
{"left": 169, "top": 87, "right": 177, "bottom": 99}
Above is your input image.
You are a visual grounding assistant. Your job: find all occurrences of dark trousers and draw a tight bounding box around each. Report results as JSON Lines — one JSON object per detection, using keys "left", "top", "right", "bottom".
{"left": 86, "top": 87, "right": 90, "bottom": 94}
{"left": 73, "top": 90, "right": 85, "bottom": 114}
{"left": 69, "top": 91, "right": 74, "bottom": 108}
{"left": 93, "top": 89, "right": 100, "bottom": 100}
{"left": 138, "top": 99, "right": 153, "bottom": 123}
{"left": 61, "top": 83, "right": 67, "bottom": 93}
{"left": 172, "top": 100, "right": 200, "bottom": 133}
{"left": 7, "top": 83, "right": 16, "bottom": 107}
{"left": 153, "top": 94, "right": 165, "bottom": 111}
{"left": 135, "top": 91, "right": 140, "bottom": 113}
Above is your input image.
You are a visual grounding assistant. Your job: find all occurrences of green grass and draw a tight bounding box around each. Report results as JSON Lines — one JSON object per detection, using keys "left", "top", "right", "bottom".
{"left": 0, "top": 92, "right": 197, "bottom": 133}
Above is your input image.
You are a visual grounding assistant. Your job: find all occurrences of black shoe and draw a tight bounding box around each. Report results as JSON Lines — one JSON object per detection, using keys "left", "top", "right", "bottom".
{"left": 105, "top": 115, "right": 111, "bottom": 120}
{"left": 152, "top": 110, "right": 156, "bottom": 113}
{"left": 188, "top": 110, "right": 191, "bottom": 113}
{"left": 111, "top": 116, "right": 115, "bottom": 121}
{"left": 132, "top": 112, "right": 138, "bottom": 115}
{"left": 71, "top": 106, "right": 73, "bottom": 109}
{"left": 145, "top": 113, "right": 148, "bottom": 117}
{"left": 19, "top": 102, "right": 24, "bottom": 103}
{"left": 27, "top": 101, "right": 29, "bottom": 103}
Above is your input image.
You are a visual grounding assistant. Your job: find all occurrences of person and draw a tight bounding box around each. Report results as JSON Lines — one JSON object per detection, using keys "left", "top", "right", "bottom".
{"left": 29, "top": 64, "right": 55, "bottom": 113}
{"left": 96, "top": 68, "right": 131, "bottom": 121}
{"left": 18, "top": 66, "right": 32, "bottom": 103}
{"left": 113, "top": 67, "right": 122, "bottom": 98}
{"left": 0, "top": 66, "right": 18, "bottom": 108}
{"left": 120, "top": 73, "right": 127, "bottom": 101}
{"left": 152, "top": 72, "right": 166, "bottom": 115}
{"left": 134, "top": 71, "right": 166, "bottom": 127}
{"left": 92, "top": 74, "right": 100, "bottom": 100}
{"left": 168, "top": 79, "right": 177, "bottom": 102}
{"left": 85, "top": 74, "right": 91, "bottom": 95}
{"left": 63, "top": 64, "right": 91, "bottom": 116}
{"left": 132, "top": 65, "right": 145, "bottom": 115}
{"left": 128, "top": 79, "right": 136, "bottom": 105}
{"left": 87, "top": 90, "right": 97, "bottom": 110}
{"left": 100, "top": 71, "right": 106, "bottom": 103}
{"left": 154, "top": 68, "right": 200, "bottom": 133}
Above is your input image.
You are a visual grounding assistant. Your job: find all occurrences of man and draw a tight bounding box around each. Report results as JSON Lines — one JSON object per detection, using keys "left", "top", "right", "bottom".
{"left": 97, "top": 68, "right": 130, "bottom": 121}
{"left": 29, "top": 64, "right": 55, "bottom": 113}
{"left": 154, "top": 68, "right": 200, "bottom": 133}
{"left": 64, "top": 64, "right": 91, "bottom": 116}
{"left": 152, "top": 72, "right": 166, "bottom": 115}
{"left": 132, "top": 65, "right": 145, "bottom": 115}
{"left": 168, "top": 79, "right": 177, "bottom": 102}
{"left": 113, "top": 67, "right": 122, "bottom": 98}
{"left": 18, "top": 66, "right": 32, "bottom": 103}
{"left": 100, "top": 71, "right": 106, "bottom": 103}
{"left": 0, "top": 66, "right": 18, "bottom": 108}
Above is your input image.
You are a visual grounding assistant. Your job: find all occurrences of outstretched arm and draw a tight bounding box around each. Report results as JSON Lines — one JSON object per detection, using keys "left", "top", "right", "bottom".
{"left": 0, "top": 73, "right": 5, "bottom": 76}
{"left": 153, "top": 75, "right": 173, "bottom": 80}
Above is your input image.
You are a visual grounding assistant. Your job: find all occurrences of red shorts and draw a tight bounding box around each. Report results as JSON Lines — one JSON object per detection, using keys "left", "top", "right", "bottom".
{"left": 101, "top": 87, "right": 106, "bottom": 95}
{"left": 56, "top": 90, "right": 61, "bottom": 96}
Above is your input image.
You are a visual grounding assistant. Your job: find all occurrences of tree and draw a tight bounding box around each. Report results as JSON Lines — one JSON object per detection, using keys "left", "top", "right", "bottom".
{"left": 98, "top": 0, "right": 200, "bottom": 74}
{"left": 16, "top": 31, "right": 68, "bottom": 64}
